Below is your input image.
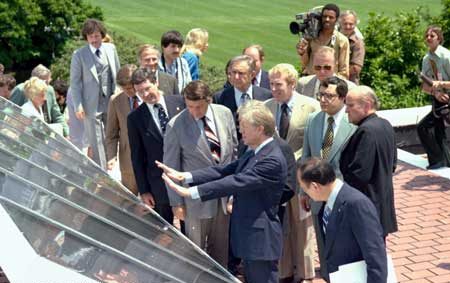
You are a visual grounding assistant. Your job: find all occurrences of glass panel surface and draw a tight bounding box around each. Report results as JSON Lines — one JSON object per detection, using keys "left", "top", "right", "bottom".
{"left": 0, "top": 97, "right": 238, "bottom": 283}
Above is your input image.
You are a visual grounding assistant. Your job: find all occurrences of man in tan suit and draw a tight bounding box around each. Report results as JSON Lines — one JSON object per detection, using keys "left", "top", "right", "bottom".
{"left": 265, "top": 64, "right": 319, "bottom": 283}
{"left": 105, "top": 64, "right": 140, "bottom": 195}
{"left": 297, "top": 46, "right": 355, "bottom": 100}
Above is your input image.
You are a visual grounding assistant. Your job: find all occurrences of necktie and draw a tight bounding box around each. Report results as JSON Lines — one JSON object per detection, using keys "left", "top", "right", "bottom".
{"left": 95, "top": 49, "right": 101, "bottom": 58}
{"left": 279, "top": 103, "right": 290, "bottom": 140}
{"left": 322, "top": 205, "right": 331, "bottom": 234}
{"left": 202, "top": 117, "right": 221, "bottom": 164}
{"left": 240, "top": 93, "right": 250, "bottom": 106}
{"left": 322, "top": 116, "right": 334, "bottom": 160}
{"left": 132, "top": 96, "right": 139, "bottom": 110}
{"left": 154, "top": 103, "right": 169, "bottom": 134}
{"left": 41, "top": 102, "right": 50, "bottom": 123}
{"left": 252, "top": 77, "right": 257, "bottom": 86}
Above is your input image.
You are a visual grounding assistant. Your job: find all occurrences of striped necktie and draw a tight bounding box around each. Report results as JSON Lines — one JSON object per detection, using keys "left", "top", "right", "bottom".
{"left": 322, "top": 205, "right": 331, "bottom": 234}
{"left": 132, "top": 96, "right": 139, "bottom": 110}
{"left": 202, "top": 116, "right": 221, "bottom": 164}
{"left": 322, "top": 116, "right": 334, "bottom": 160}
{"left": 240, "top": 93, "right": 250, "bottom": 106}
{"left": 154, "top": 103, "right": 169, "bottom": 134}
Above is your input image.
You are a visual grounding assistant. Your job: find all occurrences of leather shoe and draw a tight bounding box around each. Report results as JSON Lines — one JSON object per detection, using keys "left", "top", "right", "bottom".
{"left": 427, "top": 161, "right": 445, "bottom": 170}
{"left": 279, "top": 276, "right": 294, "bottom": 283}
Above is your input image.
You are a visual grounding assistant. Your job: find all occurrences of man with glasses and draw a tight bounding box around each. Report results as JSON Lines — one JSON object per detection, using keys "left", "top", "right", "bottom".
{"left": 264, "top": 63, "right": 319, "bottom": 283}
{"left": 300, "top": 76, "right": 356, "bottom": 281}
{"left": 298, "top": 46, "right": 355, "bottom": 100}
{"left": 296, "top": 3, "right": 350, "bottom": 78}
{"left": 127, "top": 68, "right": 184, "bottom": 224}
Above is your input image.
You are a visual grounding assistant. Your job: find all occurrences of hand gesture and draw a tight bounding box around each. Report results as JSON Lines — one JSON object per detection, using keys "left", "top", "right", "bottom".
{"left": 162, "top": 173, "right": 191, "bottom": 197}
{"left": 155, "top": 160, "right": 185, "bottom": 182}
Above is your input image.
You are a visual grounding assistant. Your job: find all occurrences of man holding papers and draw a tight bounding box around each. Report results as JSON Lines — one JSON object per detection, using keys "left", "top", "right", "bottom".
{"left": 297, "top": 158, "right": 387, "bottom": 283}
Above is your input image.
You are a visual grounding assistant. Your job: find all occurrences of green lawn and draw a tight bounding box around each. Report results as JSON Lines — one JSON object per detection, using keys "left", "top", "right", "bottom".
{"left": 89, "top": 0, "right": 441, "bottom": 69}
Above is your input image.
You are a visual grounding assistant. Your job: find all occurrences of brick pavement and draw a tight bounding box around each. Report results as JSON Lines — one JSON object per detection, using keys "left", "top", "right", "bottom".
{"left": 310, "top": 161, "right": 450, "bottom": 283}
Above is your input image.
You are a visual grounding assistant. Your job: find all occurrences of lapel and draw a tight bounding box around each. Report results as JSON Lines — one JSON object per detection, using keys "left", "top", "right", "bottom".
{"left": 83, "top": 45, "right": 99, "bottom": 83}
{"left": 140, "top": 104, "right": 163, "bottom": 142}
{"left": 324, "top": 186, "right": 347, "bottom": 257}
{"left": 118, "top": 93, "right": 132, "bottom": 116}
{"left": 186, "top": 110, "right": 213, "bottom": 162}
{"left": 236, "top": 149, "right": 255, "bottom": 172}
{"left": 327, "top": 115, "right": 354, "bottom": 162}
{"left": 103, "top": 44, "right": 115, "bottom": 77}
{"left": 223, "top": 88, "right": 238, "bottom": 113}
{"left": 311, "top": 112, "right": 325, "bottom": 156}
{"left": 210, "top": 105, "right": 228, "bottom": 163}
{"left": 164, "top": 96, "right": 183, "bottom": 118}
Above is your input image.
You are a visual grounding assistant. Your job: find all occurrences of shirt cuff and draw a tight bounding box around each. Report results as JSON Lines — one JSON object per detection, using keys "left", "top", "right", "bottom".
{"left": 190, "top": 186, "right": 200, "bottom": 199}
{"left": 184, "top": 172, "right": 193, "bottom": 184}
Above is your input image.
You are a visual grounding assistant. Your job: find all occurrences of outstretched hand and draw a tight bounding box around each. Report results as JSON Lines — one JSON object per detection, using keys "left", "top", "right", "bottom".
{"left": 155, "top": 160, "right": 185, "bottom": 183}
{"left": 161, "top": 173, "right": 190, "bottom": 197}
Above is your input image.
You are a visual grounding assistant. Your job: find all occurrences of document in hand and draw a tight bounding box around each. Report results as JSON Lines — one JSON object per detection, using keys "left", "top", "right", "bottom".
{"left": 329, "top": 255, "right": 397, "bottom": 283}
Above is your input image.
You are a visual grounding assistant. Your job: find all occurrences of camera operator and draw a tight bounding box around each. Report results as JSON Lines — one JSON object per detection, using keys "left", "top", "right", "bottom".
{"left": 339, "top": 10, "right": 365, "bottom": 84}
{"left": 296, "top": 4, "right": 350, "bottom": 79}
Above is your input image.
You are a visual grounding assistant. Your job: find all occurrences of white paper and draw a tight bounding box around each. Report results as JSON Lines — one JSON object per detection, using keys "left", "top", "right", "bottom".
{"left": 330, "top": 255, "right": 397, "bottom": 283}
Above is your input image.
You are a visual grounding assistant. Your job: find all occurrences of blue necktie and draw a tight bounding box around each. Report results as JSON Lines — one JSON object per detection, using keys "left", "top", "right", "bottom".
{"left": 154, "top": 103, "right": 169, "bottom": 134}
{"left": 322, "top": 206, "right": 331, "bottom": 234}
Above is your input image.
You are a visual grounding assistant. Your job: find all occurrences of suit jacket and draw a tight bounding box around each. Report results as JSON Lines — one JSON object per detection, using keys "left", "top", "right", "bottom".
{"left": 191, "top": 139, "right": 287, "bottom": 261}
{"left": 105, "top": 92, "right": 134, "bottom": 174}
{"left": 10, "top": 83, "right": 69, "bottom": 136}
{"left": 265, "top": 91, "right": 320, "bottom": 160}
{"left": 340, "top": 113, "right": 398, "bottom": 236}
{"left": 297, "top": 75, "right": 356, "bottom": 99}
{"left": 259, "top": 69, "right": 270, "bottom": 90}
{"left": 127, "top": 95, "right": 185, "bottom": 202}
{"left": 302, "top": 110, "right": 356, "bottom": 180}
{"left": 158, "top": 71, "right": 179, "bottom": 95}
{"left": 70, "top": 43, "right": 120, "bottom": 116}
{"left": 319, "top": 183, "right": 387, "bottom": 283}
{"left": 163, "top": 104, "right": 238, "bottom": 218}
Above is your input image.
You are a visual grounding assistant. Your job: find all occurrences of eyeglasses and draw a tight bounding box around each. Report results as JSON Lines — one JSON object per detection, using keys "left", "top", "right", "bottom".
{"left": 317, "top": 92, "right": 339, "bottom": 101}
{"left": 314, "top": 65, "right": 332, "bottom": 71}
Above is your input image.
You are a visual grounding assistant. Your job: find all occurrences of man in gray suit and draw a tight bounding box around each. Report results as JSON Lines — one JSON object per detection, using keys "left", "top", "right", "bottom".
{"left": 300, "top": 76, "right": 356, "bottom": 282}
{"left": 264, "top": 63, "right": 319, "bottom": 283}
{"left": 137, "top": 44, "right": 179, "bottom": 96}
{"left": 70, "top": 19, "right": 120, "bottom": 168}
{"left": 164, "top": 80, "right": 237, "bottom": 267}
{"left": 297, "top": 46, "right": 355, "bottom": 100}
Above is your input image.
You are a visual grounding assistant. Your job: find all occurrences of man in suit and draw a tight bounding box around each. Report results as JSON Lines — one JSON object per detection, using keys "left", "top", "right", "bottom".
{"left": 300, "top": 76, "right": 356, "bottom": 281}
{"left": 297, "top": 46, "right": 355, "bottom": 100}
{"left": 163, "top": 80, "right": 237, "bottom": 267}
{"left": 0, "top": 74, "right": 16, "bottom": 100}
{"left": 158, "top": 30, "right": 192, "bottom": 92}
{"left": 298, "top": 158, "right": 387, "bottom": 283}
{"left": 137, "top": 44, "right": 179, "bottom": 96}
{"left": 340, "top": 85, "right": 398, "bottom": 237}
{"left": 215, "top": 55, "right": 272, "bottom": 140}
{"left": 127, "top": 68, "right": 184, "bottom": 223}
{"left": 243, "top": 45, "right": 270, "bottom": 90}
{"left": 105, "top": 64, "right": 139, "bottom": 195}
{"left": 10, "top": 64, "right": 68, "bottom": 137}
{"left": 70, "top": 19, "right": 120, "bottom": 169}
{"left": 264, "top": 63, "right": 319, "bottom": 283}
{"left": 158, "top": 100, "right": 287, "bottom": 283}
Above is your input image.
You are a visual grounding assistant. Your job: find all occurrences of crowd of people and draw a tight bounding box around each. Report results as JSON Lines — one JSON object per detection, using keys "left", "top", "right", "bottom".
{"left": 0, "top": 2, "right": 449, "bottom": 283}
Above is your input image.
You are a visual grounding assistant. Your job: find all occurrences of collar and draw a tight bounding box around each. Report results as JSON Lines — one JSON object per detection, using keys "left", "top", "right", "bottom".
{"left": 234, "top": 85, "right": 253, "bottom": 98}
{"left": 325, "top": 105, "right": 346, "bottom": 126}
{"left": 325, "top": 179, "right": 343, "bottom": 212}
{"left": 146, "top": 95, "right": 167, "bottom": 111}
{"left": 277, "top": 92, "right": 296, "bottom": 110}
{"left": 195, "top": 105, "right": 213, "bottom": 122}
{"left": 255, "top": 70, "right": 262, "bottom": 85}
{"left": 254, "top": 137, "right": 274, "bottom": 154}
{"left": 89, "top": 44, "right": 103, "bottom": 55}
{"left": 357, "top": 112, "right": 377, "bottom": 126}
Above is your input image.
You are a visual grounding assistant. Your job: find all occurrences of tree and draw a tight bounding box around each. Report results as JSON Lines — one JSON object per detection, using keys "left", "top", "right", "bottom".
{"left": 0, "top": 0, "right": 102, "bottom": 79}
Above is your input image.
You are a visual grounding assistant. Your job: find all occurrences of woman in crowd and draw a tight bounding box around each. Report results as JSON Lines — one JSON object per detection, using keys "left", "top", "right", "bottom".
{"left": 22, "top": 77, "right": 48, "bottom": 120}
{"left": 181, "top": 28, "right": 209, "bottom": 80}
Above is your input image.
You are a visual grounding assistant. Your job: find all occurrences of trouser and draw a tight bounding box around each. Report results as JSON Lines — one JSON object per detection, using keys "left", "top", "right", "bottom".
{"left": 243, "top": 259, "right": 278, "bottom": 283}
{"left": 154, "top": 203, "right": 174, "bottom": 225}
{"left": 121, "top": 171, "right": 138, "bottom": 195}
{"left": 184, "top": 204, "right": 230, "bottom": 267}
{"left": 84, "top": 112, "right": 107, "bottom": 169}
{"left": 417, "top": 111, "right": 450, "bottom": 167}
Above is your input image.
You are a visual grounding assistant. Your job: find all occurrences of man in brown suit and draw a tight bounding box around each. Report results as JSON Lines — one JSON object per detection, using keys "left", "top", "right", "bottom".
{"left": 264, "top": 64, "right": 319, "bottom": 283}
{"left": 105, "top": 64, "right": 140, "bottom": 195}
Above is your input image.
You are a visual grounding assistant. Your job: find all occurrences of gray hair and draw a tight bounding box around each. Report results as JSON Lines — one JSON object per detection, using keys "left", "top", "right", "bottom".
{"left": 354, "top": 85, "right": 381, "bottom": 110}
{"left": 229, "top": 55, "right": 256, "bottom": 73}
{"left": 31, "top": 64, "right": 51, "bottom": 80}
{"left": 237, "top": 100, "right": 275, "bottom": 137}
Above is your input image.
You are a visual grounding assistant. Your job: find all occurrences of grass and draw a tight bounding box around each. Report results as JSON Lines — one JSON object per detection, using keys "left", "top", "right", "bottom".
{"left": 88, "top": 0, "right": 441, "bottom": 70}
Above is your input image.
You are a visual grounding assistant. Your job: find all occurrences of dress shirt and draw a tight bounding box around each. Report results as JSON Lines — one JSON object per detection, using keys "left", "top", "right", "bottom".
{"left": 145, "top": 96, "right": 168, "bottom": 133}
{"left": 322, "top": 105, "right": 346, "bottom": 139}
{"left": 324, "top": 179, "right": 343, "bottom": 216}
{"left": 254, "top": 70, "right": 262, "bottom": 86}
{"left": 234, "top": 85, "right": 253, "bottom": 108}
{"left": 276, "top": 94, "right": 295, "bottom": 130}
{"left": 22, "top": 101, "right": 44, "bottom": 120}
{"left": 89, "top": 44, "right": 104, "bottom": 57}
{"left": 195, "top": 105, "right": 218, "bottom": 137}
{"left": 129, "top": 95, "right": 143, "bottom": 110}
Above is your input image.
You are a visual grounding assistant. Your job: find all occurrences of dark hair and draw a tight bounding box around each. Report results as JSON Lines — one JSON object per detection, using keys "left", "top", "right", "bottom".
{"left": 0, "top": 74, "right": 16, "bottom": 90}
{"left": 183, "top": 80, "right": 212, "bottom": 101}
{"left": 131, "top": 68, "right": 157, "bottom": 85}
{"left": 161, "top": 30, "right": 184, "bottom": 48}
{"left": 297, "top": 157, "right": 336, "bottom": 185}
{"left": 116, "top": 64, "right": 138, "bottom": 86}
{"left": 425, "top": 25, "right": 444, "bottom": 44}
{"left": 81, "top": 19, "right": 106, "bottom": 40}
{"left": 320, "top": 76, "right": 348, "bottom": 98}
{"left": 322, "top": 3, "right": 340, "bottom": 18}
{"left": 52, "top": 79, "right": 68, "bottom": 97}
